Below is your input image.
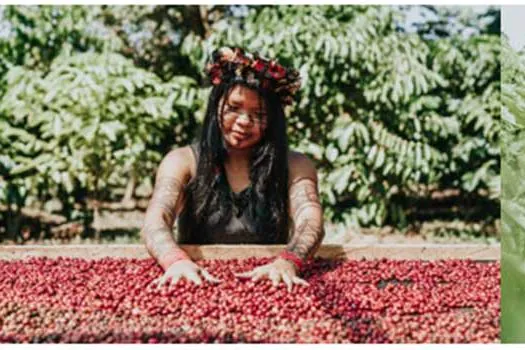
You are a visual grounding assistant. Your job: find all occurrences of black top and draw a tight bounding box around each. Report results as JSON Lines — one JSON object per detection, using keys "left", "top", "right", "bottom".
{"left": 176, "top": 143, "right": 289, "bottom": 244}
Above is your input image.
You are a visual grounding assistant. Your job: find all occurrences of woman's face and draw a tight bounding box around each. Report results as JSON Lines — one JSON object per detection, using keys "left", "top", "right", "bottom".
{"left": 219, "top": 85, "right": 268, "bottom": 150}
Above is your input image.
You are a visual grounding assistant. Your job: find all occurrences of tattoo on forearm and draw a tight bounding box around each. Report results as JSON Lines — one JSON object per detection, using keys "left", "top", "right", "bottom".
{"left": 286, "top": 178, "right": 325, "bottom": 260}
{"left": 143, "top": 227, "right": 178, "bottom": 261}
{"left": 148, "top": 176, "right": 183, "bottom": 226}
{"left": 287, "top": 220, "right": 325, "bottom": 260}
{"left": 290, "top": 178, "right": 322, "bottom": 219}
{"left": 142, "top": 176, "right": 185, "bottom": 264}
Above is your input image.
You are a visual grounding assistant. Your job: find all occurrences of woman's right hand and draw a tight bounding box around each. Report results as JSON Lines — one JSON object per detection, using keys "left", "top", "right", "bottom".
{"left": 152, "top": 259, "right": 222, "bottom": 288}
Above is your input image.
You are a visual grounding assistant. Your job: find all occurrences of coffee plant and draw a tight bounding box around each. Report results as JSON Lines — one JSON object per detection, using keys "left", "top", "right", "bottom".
{"left": 0, "top": 50, "right": 200, "bottom": 239}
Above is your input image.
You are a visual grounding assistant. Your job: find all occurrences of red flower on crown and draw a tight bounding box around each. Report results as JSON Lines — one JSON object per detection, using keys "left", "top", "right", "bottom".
{"left": 252, "top": 60, "right": 266, "bottom": 73}
{"left": 268, "top": 61, "right": 286, "bottom": 80}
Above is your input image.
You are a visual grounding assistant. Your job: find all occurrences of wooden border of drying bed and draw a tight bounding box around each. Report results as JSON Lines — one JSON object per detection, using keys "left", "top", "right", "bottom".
{"left": 0, "top": 244, "right": 500, "bottom": 261}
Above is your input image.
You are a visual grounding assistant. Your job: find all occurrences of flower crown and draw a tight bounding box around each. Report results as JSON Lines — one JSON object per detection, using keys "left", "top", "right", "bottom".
{"left": 204, "top": 47, "right": 301, "bottom": 105}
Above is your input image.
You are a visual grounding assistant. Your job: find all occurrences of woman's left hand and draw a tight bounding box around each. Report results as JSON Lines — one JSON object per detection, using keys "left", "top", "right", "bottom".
{"left": 234, "top": 257, "right": 309, "bottom": 292}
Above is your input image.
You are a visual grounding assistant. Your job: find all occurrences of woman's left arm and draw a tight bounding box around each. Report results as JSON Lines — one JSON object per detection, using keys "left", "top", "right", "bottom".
{"left": 284, "top": 155, "right": 325, "bottom": 263}
{"left": 234, "top": 153, "right": 325, "bottom": 291}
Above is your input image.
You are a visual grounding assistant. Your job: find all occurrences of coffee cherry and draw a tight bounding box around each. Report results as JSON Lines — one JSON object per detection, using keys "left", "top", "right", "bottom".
{"left": 0, "top": 257, "right": 499, "bottom": 343}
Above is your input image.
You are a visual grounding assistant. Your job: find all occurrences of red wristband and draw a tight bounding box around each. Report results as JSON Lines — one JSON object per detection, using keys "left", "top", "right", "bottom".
{"left": 278, "top": 251, "right": 304, "bottom": 271}
{"left": 160, "top": 250, "right": 191, "bottom": 271}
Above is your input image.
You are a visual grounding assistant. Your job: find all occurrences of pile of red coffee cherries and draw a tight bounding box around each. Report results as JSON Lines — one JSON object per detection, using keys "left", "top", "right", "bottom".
{"left": 0, "top": 257, "right": 499, "bottom": 343}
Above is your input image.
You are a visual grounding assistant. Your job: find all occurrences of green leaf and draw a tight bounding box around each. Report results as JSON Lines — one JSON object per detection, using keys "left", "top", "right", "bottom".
{"left": 325, "top": 144, "right": 339, "bottom": 163}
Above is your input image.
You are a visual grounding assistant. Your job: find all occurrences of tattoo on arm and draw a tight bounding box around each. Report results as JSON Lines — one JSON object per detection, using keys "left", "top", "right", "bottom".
{"left": 148, "top": 176, "right": 182, "bottom": 227}
{"left": 142, "top": 176, "right": 186, "bottom": 265}
{"left": 286, "top": 178, "right": 325, "bottom": 261}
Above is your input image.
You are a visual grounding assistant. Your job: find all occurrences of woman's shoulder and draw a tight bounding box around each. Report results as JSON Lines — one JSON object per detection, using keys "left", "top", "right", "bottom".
{"left": 287, "top": 149, "right": 318, "bottom": 181}
{"left": 158, "top": 145, "right": 197, "bottom": 178}
{"left": 163, "top": 145, "right": 195, "bottom": 163}
{"left": 287, "top": 149, "right": 316, "bottom": 168}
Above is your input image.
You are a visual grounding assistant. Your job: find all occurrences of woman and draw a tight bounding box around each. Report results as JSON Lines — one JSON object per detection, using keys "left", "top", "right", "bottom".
{"left": 141, "top": 47, "right": 325, "bottom": 292}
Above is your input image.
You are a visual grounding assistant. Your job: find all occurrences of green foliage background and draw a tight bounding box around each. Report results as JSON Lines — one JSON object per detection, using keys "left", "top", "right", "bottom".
{"left": 501, "top": 34, "right": 525, "bottom": 343}
{"left": 0, "top": 5, "right": 500, "bottom": 241}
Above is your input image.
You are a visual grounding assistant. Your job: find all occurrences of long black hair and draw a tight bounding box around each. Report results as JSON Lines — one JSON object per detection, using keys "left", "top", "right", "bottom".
{"left": 186, "top": 80, "right": 290, "bottom": 243}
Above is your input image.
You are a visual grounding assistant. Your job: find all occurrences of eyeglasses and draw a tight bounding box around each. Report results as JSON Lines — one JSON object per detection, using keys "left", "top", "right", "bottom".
{"left": 222, "top": 103, "right": 267, "bottom": 126}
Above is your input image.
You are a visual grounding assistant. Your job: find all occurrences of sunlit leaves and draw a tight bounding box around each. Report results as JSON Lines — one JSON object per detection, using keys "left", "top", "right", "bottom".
{"left": 0, "top": 51, "right": 199, "bottom": 206}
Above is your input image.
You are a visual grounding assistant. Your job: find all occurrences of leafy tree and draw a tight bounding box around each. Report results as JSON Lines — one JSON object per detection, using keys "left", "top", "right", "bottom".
{"left": 0, "top": 6, "right": 117, "bottom": 73}
{"left": 0, "top": 50, "right": 200, "bottom": 239}
{"left": 96, "top": 5, "right": 235, "bottom": 81}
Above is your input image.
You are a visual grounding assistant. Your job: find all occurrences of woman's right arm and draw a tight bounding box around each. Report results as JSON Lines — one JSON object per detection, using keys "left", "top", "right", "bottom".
{"left": 141, "top": 148, "right": 191, "bottom": 271}
{"left": 141, "top": 148, "right": 221, "bottom": 287}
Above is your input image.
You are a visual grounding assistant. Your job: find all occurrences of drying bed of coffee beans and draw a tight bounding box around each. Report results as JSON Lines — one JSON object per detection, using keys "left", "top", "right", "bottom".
{"left": 0, "top": 257, "right": 499, "bottom": 343}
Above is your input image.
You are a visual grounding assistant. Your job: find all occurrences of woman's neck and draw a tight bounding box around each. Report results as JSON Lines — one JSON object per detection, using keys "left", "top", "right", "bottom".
{"left": 224, "top": 147, "right": 252, "bottom": 171}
